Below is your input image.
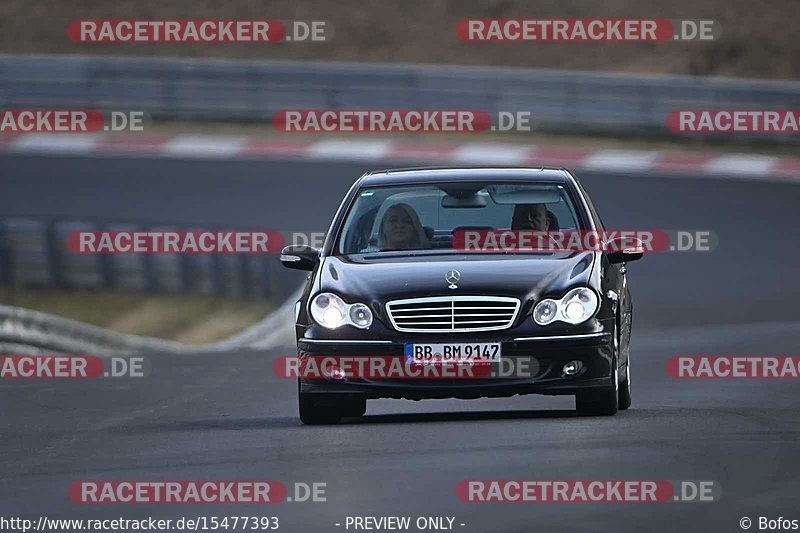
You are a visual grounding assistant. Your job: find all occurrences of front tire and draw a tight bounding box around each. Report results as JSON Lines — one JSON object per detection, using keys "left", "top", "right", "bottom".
{"left": 576, "top": 323, "right": 620, "bottom": 416}
{"left": 618, "top": 362, "right": 631, "bottom": 410}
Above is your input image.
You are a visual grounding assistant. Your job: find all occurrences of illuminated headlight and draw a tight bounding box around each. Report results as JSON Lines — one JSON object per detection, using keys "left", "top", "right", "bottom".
{"left": 533, "top": 287, "right": 599, "bottom": 326}
{"left": 310, "top": 293, "right": 373, "bottom": 329}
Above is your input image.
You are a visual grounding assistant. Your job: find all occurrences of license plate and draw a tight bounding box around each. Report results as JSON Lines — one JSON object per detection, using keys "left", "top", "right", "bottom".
{"left": 404, "top": 343, "right": 502, "bottom": 364}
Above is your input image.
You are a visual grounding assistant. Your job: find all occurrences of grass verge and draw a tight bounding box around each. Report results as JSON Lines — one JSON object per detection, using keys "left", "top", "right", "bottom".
{"left": 0, "top": 286, "right": 275, "bottom": 345}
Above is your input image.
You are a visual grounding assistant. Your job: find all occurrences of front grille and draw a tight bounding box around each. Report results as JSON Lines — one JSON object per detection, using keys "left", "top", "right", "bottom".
{"left": 386, "top": 296, "right": 520, "bottom": 333}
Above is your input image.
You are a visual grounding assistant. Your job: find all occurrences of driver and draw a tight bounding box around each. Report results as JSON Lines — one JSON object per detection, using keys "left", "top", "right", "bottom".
{"left": 511, "top": 203, "right": 551, "bottom": 231}
{"left": 377, "top": 203, "right": 431, "bottom": 251}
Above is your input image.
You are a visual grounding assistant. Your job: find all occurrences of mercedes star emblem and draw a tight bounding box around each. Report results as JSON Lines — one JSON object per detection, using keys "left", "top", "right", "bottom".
{"left": 445, "top": 269, "right": 461, "bottom": 289}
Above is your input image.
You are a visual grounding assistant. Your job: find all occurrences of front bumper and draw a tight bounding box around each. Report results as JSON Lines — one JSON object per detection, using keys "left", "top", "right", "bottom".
{"left": 297, "top": 330, "right": 615, "bottom": 400}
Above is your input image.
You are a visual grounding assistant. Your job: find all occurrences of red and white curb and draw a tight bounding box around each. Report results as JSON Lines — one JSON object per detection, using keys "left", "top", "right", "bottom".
{"left": 1, "top": 133, "right": 798, "bottom": 182}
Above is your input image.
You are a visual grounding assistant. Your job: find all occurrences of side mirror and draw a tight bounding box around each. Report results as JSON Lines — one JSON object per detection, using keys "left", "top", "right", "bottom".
{"left": 280, "top": 245, "right": 319, "bottom": 271}
{"left": 606, "top": 238, "right": 644, "bottom": 264}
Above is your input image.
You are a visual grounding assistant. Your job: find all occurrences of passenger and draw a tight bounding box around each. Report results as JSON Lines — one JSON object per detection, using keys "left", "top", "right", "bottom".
{"left": 377, "top": 203, "right": 431, "bottom": 251}
{"left": 512, "top": 203, "right": 551, "bottom": 231}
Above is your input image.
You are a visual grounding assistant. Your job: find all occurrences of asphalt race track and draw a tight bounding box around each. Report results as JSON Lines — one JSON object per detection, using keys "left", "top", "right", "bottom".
{"left": 2, "top": 153, "right": 799, "bottom": 532}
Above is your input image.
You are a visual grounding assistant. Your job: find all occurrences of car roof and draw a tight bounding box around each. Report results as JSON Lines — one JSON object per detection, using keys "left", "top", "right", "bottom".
{"left": 357, "top": 166, "right": 573, "bottom": 187}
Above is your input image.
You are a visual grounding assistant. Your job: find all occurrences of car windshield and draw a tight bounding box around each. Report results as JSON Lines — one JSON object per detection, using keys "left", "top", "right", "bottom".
{"left": 336, "top": 181, "right": 584, "bottom": 255}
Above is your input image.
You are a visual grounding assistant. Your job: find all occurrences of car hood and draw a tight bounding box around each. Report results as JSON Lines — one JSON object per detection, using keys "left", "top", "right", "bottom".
{"left": 318, "top": 252, "right": 596, "bottom": 304}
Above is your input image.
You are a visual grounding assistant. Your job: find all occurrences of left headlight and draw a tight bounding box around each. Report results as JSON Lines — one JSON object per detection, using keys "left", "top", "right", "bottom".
{"left": 533, "top": 287, "right": 599, "bottom": 326}
{"left": 310, "top": 292, "right": 373, "bottom": 329}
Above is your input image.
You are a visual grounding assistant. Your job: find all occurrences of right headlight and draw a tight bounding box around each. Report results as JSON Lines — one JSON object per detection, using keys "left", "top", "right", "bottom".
{"left": 533, "top": 287, "right": 599, "bottom": 326}
{"left": 310, "top": 292, "right": 373, "bottom": 329}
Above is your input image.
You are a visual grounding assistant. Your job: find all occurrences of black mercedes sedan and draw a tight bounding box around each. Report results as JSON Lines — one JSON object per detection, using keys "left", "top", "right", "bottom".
{"left": 280, "top": 167, "right": 643, "bottom": 424}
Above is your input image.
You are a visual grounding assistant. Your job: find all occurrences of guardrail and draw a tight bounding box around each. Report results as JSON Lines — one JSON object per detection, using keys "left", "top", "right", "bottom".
{"left": 0, "top": 217, "right": 303, "bottom": 301}
{"left": 0, "top": 285, "right": 301, "bottom": 356}
{"left": 1, "top": 54, "right": 798, "bottom": 142}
